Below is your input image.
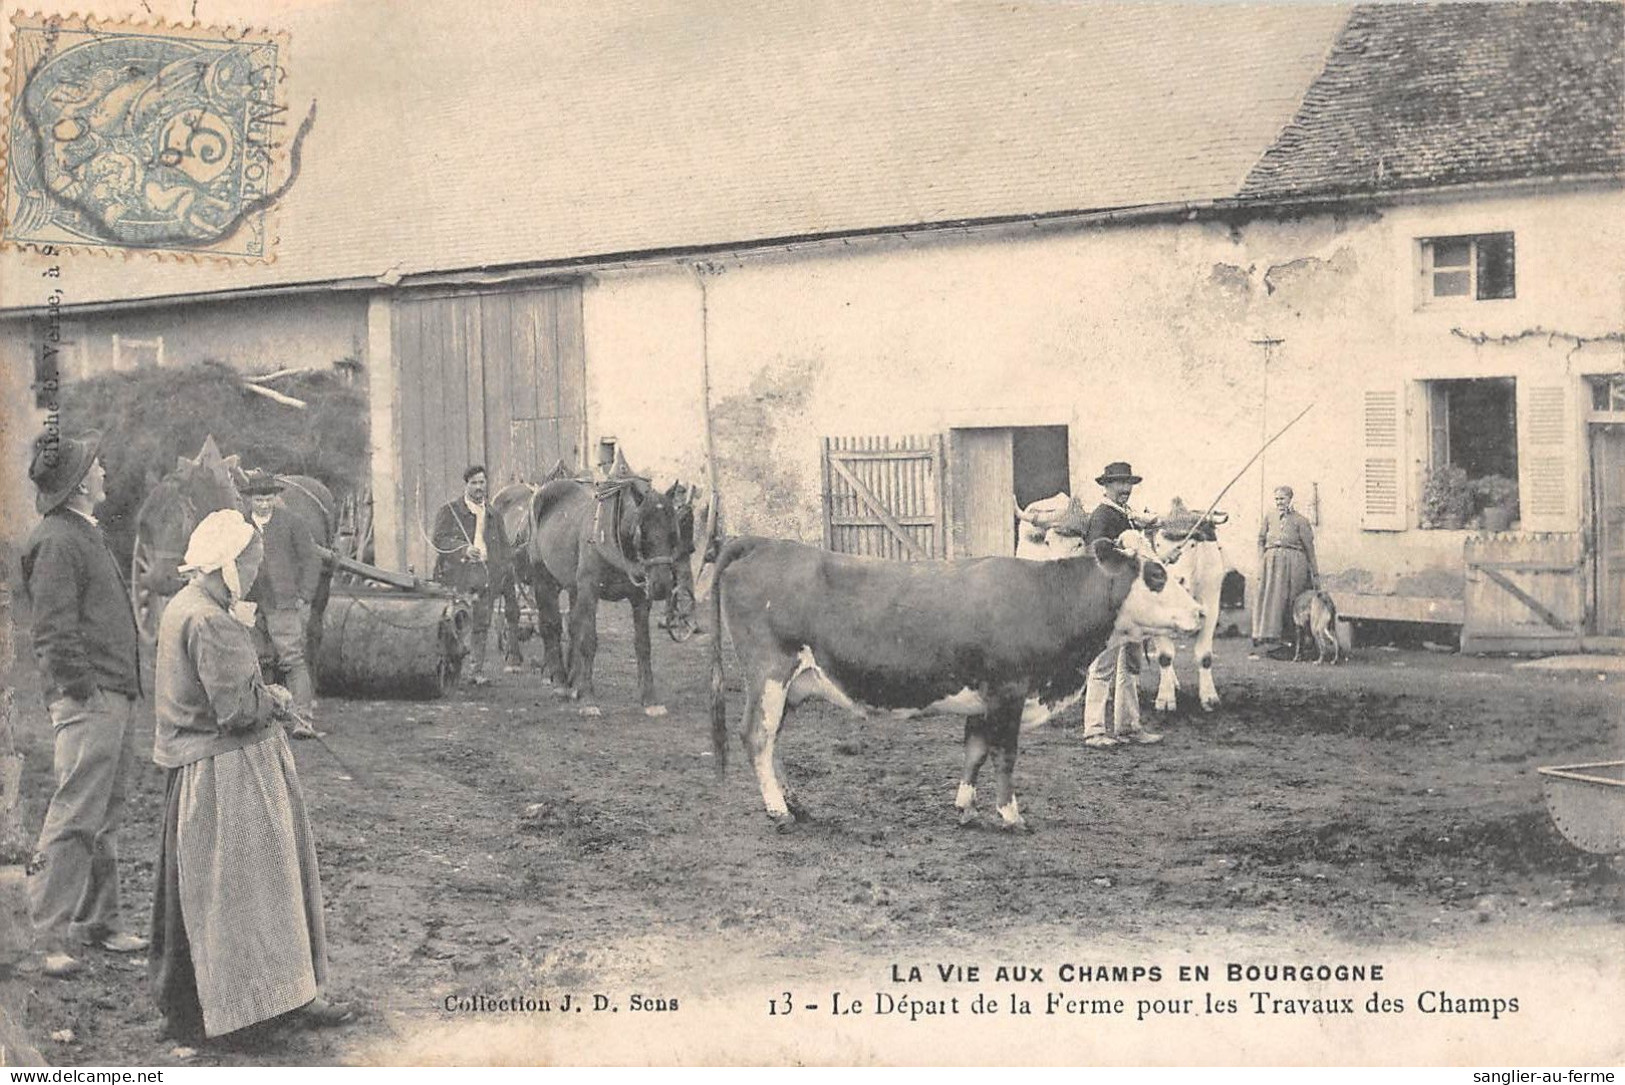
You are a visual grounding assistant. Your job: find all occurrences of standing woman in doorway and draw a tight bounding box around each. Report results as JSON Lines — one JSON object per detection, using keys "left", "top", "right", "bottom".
{"left": 1253, "top": 485, "right": 1320, "bottom": 658}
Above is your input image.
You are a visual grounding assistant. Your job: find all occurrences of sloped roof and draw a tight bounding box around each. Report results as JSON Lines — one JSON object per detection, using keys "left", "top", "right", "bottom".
{"left": 1, "top": 0, "right": 1350, "bottom": 307}
{"left": 1240, "top": 2, "right": 1625, "bottom": 200}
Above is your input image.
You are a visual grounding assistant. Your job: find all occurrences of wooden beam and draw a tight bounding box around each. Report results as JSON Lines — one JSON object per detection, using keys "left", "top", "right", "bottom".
{"left": 1329, "top": 593, "right": 1464, "bottom": 625}
{"left": 244, "top": 382, "right": 308, "bottom": 408}
{"left": 827, "top": 457, "right": 928, "bottom": 559}
{"left": 831, "top": 448, "right": 942, "bottom": 461}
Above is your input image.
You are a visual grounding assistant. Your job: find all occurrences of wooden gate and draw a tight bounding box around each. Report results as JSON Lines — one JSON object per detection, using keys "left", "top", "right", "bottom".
{"left": 821, "top": 435, "right": 945, "bottom": 560}
{"left": 1461, "top": 533, "right": 1585, "bottom": 653}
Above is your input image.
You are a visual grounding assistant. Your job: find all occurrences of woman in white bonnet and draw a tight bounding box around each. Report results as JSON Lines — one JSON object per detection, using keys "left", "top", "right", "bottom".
{"left": 149, "top": 508, "right": 351, "bottom": 1043}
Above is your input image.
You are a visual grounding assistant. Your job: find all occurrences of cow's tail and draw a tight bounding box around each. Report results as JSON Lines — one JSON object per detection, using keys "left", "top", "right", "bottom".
{"left": 709, "top": 535, "right": 758, "bottom": 779}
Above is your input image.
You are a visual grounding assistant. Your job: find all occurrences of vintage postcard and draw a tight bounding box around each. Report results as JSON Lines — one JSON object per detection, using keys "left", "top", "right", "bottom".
{"left": 0, "top": 0, "right": 1621, "bottom": 1070}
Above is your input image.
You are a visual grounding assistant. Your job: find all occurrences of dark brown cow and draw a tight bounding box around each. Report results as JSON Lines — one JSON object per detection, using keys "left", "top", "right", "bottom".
{"left": 708, "top": 537, "right": 1204, "bottom": 830}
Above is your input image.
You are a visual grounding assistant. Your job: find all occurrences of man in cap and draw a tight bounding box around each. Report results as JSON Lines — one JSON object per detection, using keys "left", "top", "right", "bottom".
{"left": 242, "top": 470, "right": 322, "bottom": 726}
{"left": 1081, "top": 461, "right": 1162, "bottom": 749}
{"left": 20, "top": 429, "right": 148, "bottom": 977}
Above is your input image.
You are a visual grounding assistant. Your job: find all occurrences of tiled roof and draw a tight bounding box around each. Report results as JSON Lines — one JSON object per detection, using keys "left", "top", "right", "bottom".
{"left": 2, "top": 0, "right": 1350, "bottom": 307}
{"left": 1240, "top": 2, "right": 1625, "bottom": 200}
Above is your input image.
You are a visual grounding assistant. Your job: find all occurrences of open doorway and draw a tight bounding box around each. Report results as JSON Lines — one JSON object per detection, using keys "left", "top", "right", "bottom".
{"left": 951, "top": 424, "right": 1071, "bottom": 556}
{"left": 1012, "top": 425, "right": 1071, "bottom": 509}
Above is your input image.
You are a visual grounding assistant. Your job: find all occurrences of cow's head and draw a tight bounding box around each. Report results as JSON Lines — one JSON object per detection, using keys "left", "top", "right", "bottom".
{"left": 1091, "top": 537, "right": 1204, "bottom": 643}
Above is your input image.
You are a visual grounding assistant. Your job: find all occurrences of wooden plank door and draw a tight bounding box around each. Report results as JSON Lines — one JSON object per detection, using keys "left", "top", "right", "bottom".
{"left": 821, "top": 435, "right": 945, "bottom": 559}
{"left": 480, "top": 285, "right": 585, "bottom": 484}
{"left": 392, "top": 293, "right": 483, "bottom": 577}
{"left": 1461, "top": 533, "right": 1585, "bottom": 653}
{"left": 1592, "top": 425, "right": 1625, "bottom": 635}
{"left": 951, "top": 428, "right": 1016, "bottom": 558}
{"left": 393, "top": 284, "right": 585, "bottom": 575}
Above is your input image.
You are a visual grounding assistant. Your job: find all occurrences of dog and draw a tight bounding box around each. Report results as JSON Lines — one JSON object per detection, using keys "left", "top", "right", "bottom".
{"left": 1292, "top": 589, "right": 1343, "bottom": 664}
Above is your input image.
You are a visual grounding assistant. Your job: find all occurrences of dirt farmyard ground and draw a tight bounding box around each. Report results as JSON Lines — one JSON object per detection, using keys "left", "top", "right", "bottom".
{"left": 7, "top": 609, "right": 1623, "bottom": 1066}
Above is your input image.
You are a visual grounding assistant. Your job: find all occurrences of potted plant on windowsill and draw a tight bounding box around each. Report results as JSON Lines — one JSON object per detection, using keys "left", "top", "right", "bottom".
{"left": 1473, "top": 474, "right": 1519, "bottom": 532}
{"left": 1420, "top": 465, "right": 1474, "bottom": 530}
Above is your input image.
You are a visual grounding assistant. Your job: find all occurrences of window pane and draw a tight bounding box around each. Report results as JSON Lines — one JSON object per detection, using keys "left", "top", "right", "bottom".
{"left": 1592, "top": 375, "right": 1625, "bottom": 411}
{"left": 1476, "top": 232, "right": 1515, "bottom": 299}
{"left": 1431, "top": 238, "right": 1471, "bottom": 268}
{"left": 1433, "top": 270, "right": 1470, "bottom": 296}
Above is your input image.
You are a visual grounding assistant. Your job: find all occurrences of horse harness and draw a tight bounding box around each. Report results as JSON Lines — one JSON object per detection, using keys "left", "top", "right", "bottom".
{"left": 589, "top": 478, "right": 672, "bottom": 590}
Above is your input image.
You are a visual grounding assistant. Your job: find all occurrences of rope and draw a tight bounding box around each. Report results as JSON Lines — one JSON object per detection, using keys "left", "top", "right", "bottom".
{"left": 339, "top": 592, "right": 463, "bottom": 632}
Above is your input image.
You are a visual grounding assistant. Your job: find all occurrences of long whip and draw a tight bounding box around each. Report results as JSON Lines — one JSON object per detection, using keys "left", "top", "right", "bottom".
{"left": 286, "top": 710, "right": 367, "bottom": 786}
{"left": 1166, "top": 402, "right": 1316, "bottom": 557}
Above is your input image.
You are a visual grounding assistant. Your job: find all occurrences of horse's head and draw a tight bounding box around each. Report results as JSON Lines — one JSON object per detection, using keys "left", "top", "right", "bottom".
{"left": 177, "top": 436, "right": 248, "bottom": 517}
{"left": 138, "top": 438, "right": 246, "bottom": 554}
{"left": 621, "top": 478, "right": 681, "bottom": 602}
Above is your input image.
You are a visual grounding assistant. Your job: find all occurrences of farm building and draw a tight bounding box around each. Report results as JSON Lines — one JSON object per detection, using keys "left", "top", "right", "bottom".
{"left": 2, "top": 1, "right": 1623, "bottom": 652}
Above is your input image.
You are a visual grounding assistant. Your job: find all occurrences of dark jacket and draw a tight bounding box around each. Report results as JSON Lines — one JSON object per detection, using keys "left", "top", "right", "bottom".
{"left": 246, "top": 504, "right": 322, "bottom": 609}
{"left": 21, "top": 509, "right": 142, "bottom": 703}
{"left": 432, "top": 497, "right": 510, "bottom": 591}
{"left": 1083, "top": 501, "right": 1134, "bottom": 545}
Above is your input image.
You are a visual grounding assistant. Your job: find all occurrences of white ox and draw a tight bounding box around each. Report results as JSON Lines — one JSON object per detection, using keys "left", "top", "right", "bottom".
{"left": 1016, "top": 498, "right": 1229, "bottom": 714}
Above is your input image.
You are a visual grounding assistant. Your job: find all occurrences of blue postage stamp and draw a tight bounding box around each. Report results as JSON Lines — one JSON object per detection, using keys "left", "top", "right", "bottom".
{"left": 2, "top": 14, "right": 296, "bottom": 260}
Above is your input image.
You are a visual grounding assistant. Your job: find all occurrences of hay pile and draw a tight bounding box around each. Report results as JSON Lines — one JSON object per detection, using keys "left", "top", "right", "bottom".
{"left": 56, "top": 361, "right": 369, "bottom": 564}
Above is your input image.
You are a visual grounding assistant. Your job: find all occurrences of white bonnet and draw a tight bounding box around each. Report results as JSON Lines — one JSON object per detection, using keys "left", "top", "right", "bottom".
{"left": 179, "top": 508, "right": 259, "bottom": 598}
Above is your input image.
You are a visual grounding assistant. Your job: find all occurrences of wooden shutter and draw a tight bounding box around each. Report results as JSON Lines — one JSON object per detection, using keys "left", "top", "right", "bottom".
{"left": 1360, "top": 387, "right": 1407, "bottom": 531}
{"left": 1517, "top": 377, "right": 1577, "bottom": 533}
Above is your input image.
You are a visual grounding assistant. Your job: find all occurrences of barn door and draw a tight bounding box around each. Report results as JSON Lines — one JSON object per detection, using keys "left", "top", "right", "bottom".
{"left": 480, "top": 286, "right": 585, "bottom": 485}
{"left": 951, "top": 428, "right": 1016, "bottom": 557}
{"left": 821, "top": 435, "right": 945, "bottom": 560}
{"left": 1461, "top": 533, "right": 1585, "bottom": 653}
{"left": 394, "top": 284, "right": 585, "bottom": 575}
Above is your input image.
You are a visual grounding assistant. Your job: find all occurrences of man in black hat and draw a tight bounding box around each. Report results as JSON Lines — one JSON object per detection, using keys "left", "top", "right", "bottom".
{"left": 1080, "top": 461, "right": 1162, "bottom": 749}
{"left": 243, "top": 470, "right": 322, "bottom": 725}
{"left": 20, "top": 430, "right": 148, "bottom": 977}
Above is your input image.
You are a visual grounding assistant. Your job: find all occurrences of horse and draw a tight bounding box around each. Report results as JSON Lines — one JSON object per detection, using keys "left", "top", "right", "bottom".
{"left": 523, "top": 473, "right": 684, "bottom": 716}
{"left": 489, "top": 461, "right": 585, "bottom": 667}
{"left": 129, "top": 436, "right": 338, "bottom": 666}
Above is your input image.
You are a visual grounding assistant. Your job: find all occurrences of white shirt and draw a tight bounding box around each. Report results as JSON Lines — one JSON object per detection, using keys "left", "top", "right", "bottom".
{"left": 464, "top": 496, "right": 488, "bottom": 560}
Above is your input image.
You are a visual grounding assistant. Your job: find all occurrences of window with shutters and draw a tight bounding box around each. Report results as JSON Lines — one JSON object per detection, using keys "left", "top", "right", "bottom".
{"left": 1421, "top": 378, "right": 1519, "bottom": 529}
{"left": 1417, "top": 232, "right": 1515, "bottom": 305}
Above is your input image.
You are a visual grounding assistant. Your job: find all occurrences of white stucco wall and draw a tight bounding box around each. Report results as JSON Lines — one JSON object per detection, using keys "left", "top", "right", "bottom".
{"left": 582, "top": 183, "right": 1625, "bottom": 596}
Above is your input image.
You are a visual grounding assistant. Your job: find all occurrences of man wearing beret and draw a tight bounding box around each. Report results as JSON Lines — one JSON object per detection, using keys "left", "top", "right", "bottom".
{"left": 20, "top": 430, "right": 148, "bottom": 977}
{"left": 242, "top": 470, "right": 322, "bottom": 727}
{"left": 1081, "top": 462, "right": 1163, "bottom": 750}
